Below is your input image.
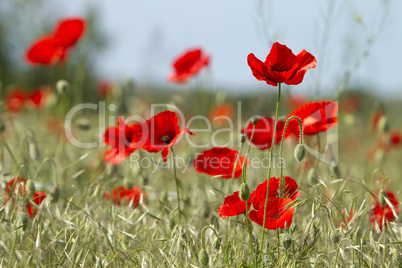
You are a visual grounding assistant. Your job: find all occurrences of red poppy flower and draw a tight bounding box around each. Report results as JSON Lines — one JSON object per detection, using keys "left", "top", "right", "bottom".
{"left": 168, "top": 48, "right": 210, "bottom": 84}
{"left": 340, "top": 210, "right": 353, "bottom": 229}
{"left": 247, "top": 42, "right": 316, "bottom": 87}
{"left": 285, "top": 94, "right": 307, "bottom": 110}
{"left": 97, "top": 80, "right": 113, "bottom": 99}
{"left": 241, "top": 117, "right": 289, "bottom": 150}
{"left": 103, "top": 186, "right": 147, "bottom": 207}
{"left": 193, "top": 147, "right": 248, "bottom": 179}
{"left": 286, "top": 100, "right": 338, "bottom": 136}
{"left": 27, "top": 87, "right": 53, "bottom": 109}
{"left": 208, "top": 104, "right": 234, "bottom": 126}
{"left": 53, "top": 18, "right": 86, "bottom": 48}
{"left": 6, "top": 177, "right": 27, "bottom": 195}
{"left": 4, "top": 88, "right": 27, "bottom": 113}
{"left": 252, "top": 177, "right": 300, "bottom": 207}
{"left": 249, "top": 197, "right": 295, "bottom": 230}
{"left": 103, "top": 117, "right": 145, "bottom": 165}
{"left": 26, "top": 192, "right": 47, "bottom": 218}
{"left": 218, "top": 191, "right": 255, "bottom": 218}
{"left": 25, "top": 35, "right": 64, "bottom": 66}
{"left": 390, "top": 131, "right": 402, "bottom": 146}
{"left": 370, "top": 190, "right": 399, "bottom": 231}
{"left": 142, "top": 111, "right": 195, "bottom": 161}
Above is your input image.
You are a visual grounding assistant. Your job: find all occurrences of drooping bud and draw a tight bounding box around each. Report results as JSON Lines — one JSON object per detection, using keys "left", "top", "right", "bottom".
{"left": 379, "top": 189, "right": 386, "bottom": 207}
{"left": 294, "top": 144, "right": 305, "bottom": 162}
{"left": 17, "top": 212, "right": 29, "bottom": 231}
{"left": 280, "top": 233, "right": 293, "bottom": 250}
{"left": 56, "top": 80, "right": 69, "bottom": 95}
{"left": 239, "top": 183, "right": 250, "bottom": 201}
{"left": 26, "top": 179, "right": 35, "bottom": 196}
{"left": 213, "top": 237, "right": 221, "bottom": 249}
{"left": 331, "top": 161, "right": 341, "bottom": 178}
{"left": 122, "top": 177, "right": 134, "bottom": 189}
{"left": 198, "top": 249, "right": 209, "bottom": 267}
{"left": 49, "top": 186, "right": 60, "bottom": 203}
{"left": 378, "top": 116, "right": 390, "bottom": 133}
{"left": 330, "top": 231, "right": 341, "bottom": 244}
{"left": 307, "top": 168, "right": 319, "bottom": 184}
{"left": 240, "top": 133, "right": 247, "bottom": 144}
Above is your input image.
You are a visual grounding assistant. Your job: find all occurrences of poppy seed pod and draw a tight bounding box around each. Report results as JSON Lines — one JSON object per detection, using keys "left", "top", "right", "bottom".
{"left": 330, "top": 231, "right": 341, "bottom": 244}
{"left": 252, "top": 117, "right": 259, "bottom": 126}
{"left": 239, "top": 183, "right": 250, "bottom": 201}
{"left": 240, "top": 133, "right": 247, "bottom": 144}
{"left": 198, "top": 249, "right": 209, "bottom": 267}
{"left": 26, "top": 179, "right": 35, "bottom": 196}
{"left": 281, "top": 233, "right": 293, "bottom": 249}
{"left": 17, "top": 212, "right": 29, "bottom": 231}
{"left": 378, "top": 116, "right": 390, "bottom": 133}
{"left": 56, "top": 80, "right": 69, "bottom": 95}
{"left": 294, "top": 144, "right": 305, "bottom": 162}
{"left": 379, "top": 189, "right": 387, "bottom": 207}
{"left": 49, "top": 186, "right": 60, "bottom": 203}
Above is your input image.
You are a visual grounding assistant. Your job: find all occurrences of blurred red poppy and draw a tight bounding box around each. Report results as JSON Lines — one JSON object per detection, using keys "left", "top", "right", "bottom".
{"left": 5, "top": 89, "right": 27, "bottom": 113}
{"left": 103, "top": 186, "right": 147, "bottom": 207}
{"left": 103, "top": 117, "right": 145, "bottom": 165}
{"left": 247, "top": 42, "right": 316, "bottom": 87}
{"left": 25, "top": 35, "right": 64, "bottom": 66}
{"left": 25, "top": 17, "right": 86, "bottom": 66}
{"left": 27, "top": 87, "right": 53, "bottom": 109}
{"left": 370, "top": 190, "right": 399, "bottom": 231}
{"left": 340, "top": 210, "right": 353, "bottom": 229}
{"left": 97, "top": 80, "right": 113, "bottom": 99}
{"left": 208, "top": 104, "right": 234, "bottom": 125}
{"left": 249, "top": 197, "right": 295, "bottom": 230}
{"left": 168, "top": 48, "right": 210, "bottom": 84}
{"left": 6, "top": 177, "right": 27, "bottom": 195}
{"left": 287, "top": 100, "right": 338, "bottom": 136}
{"left": 53, "top": 18, "right": 86, "bottom": 48}
{"left": 218, "top": 191, "right": 255, "bottom": 218}
{"left": 26, "top": 192, "right": 47, "bottom": 218}
{"left": 142, "top": 111, "right": 195, "bottom": 161}
{"left": 390, "top": 130, "right": 402, "bottom": 146}
{"left": 285, "top": 94, "right": 307, "bottom": 110}
{"left": 241, "top": 117, "right": 289, "bottom": 150}
{"left": 193, "top": 147, "right": 248, "bottom": 179}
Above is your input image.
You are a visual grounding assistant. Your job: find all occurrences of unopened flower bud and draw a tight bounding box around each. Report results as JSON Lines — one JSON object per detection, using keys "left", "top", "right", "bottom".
{"left": 379, "top": 189, "right": 386, "bottom": 207}
{"left": 213, "top": 237, "right": 221, "bottom": 249}
{"left": 252, "top": 117, "right": 259, "bottom": 125}
{"left": 307, "top": 168, "right": 318, "bottom": 184}
{"left": 123, "top": 177, "right": 134, "bottom": 189}
{"left": 17, "top": 212, "right": 29, "bottom": 231}
{"left": 281, "top": 233, "right": 293, "bottom": 250}
{"left": 26, "top": 179, "right": 35, "bottom": 196}
{"left": 49, "top": 186, "right": 59, "bottom": 203}
{"left": 294, "top": 144, "right": 305, "bottom": 162}
{"left": 330, "top": 231, "right": 341, "bottom": 244}
{"left": 378, "top": 116, "right": 390, "bottom": 133}
{"left": 240, "top": 133, "right": 247, "bottom": 144}
{"left": 239, "top": 183, "right": 250, "bottom": 201}
{"left": 198, "top": 249, "right": 209, "bottom": 267}
{"left": 56, "top": 80, "right": 69, "bottom": 95}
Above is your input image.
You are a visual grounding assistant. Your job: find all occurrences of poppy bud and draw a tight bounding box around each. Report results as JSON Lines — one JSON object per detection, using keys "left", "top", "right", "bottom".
{"left": 28, "top": 140, "right": 40, "bottom": 161}
{"left": 378, "top": 116, "right": 390, "bottom": 133}
{"left": 198, "top": 249, "right": 209, "bottom": 267}
{"left": 239, "top": 183, "right": 250, "bottom": 201}
{"left": 26, "top": 179, "right": 35, "bottom": 196}
{"left": 331, "top": 161, "right": 341, "bottom": 178}
{"left": 123, "top": 177, "right": 134, "bottom": 189}
{"left": 17, "top": 212, "right": 29, "bottom": 231}
{"left": 307, "top": 168, "right": 318, "bottom": 184}
{"left": 56, "top": 80, "right": 69, "bottom": 95}
{"left": 252, "top": 117, "right": 259, "bottom": 126}
{"left": 49, "top": 186, "right": 59, "bottom": 203}
{"left": 76, "top": 118, "right": 91, "bottom": 131}
{"left": 213, "top": 237, "right": 221, "bottom": 249}
{"left": 294, "top": 144, "right": 305, "bottom": 163}
{"left": 330, "top": 231, "right": 341, "bottom": 244}
{"left": 240, "top": 133, "right": 247, "bottom": 144}
{"left": 379, "top": 189, "right": 386, "bottom": 207}
{"left": 280, "top": 233, "right": 293, "bottom": 250}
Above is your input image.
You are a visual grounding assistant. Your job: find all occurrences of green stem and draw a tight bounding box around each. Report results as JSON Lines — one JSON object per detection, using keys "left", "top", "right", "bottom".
{"left": 228, "top": 141, "right": 245, "bottom": 194}
{"left": 200, "top": 226, "right": 221, "bottom": 248}
{"left": 171, "top": 148, "right": 182, "bottom": 222}
{"left": 261, "top": 83, "right": 282, "bottom": 250}
{"left": 279, "top": 116, "right": 303, "bottom": 196}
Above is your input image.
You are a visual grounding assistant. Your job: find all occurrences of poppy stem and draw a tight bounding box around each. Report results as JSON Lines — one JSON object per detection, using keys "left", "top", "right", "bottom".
{"left": 244, "top": 201, "right": 255, "bottom": 260}
{"left": 228, "top": 140, "right": 245, "bottom": 194}
{"left": 279, "top": 116, "right": 303, "bottom": 196}
{"left": 261, "top": 83, "right": 282, "bottom": 253}
{"left": 171, "top": 148, "right": 182, "bottom": 222}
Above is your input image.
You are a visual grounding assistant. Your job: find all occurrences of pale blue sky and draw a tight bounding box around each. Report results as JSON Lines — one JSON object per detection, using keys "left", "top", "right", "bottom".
{"left": 52, "top": 0, "right": 402, "bottom": 96}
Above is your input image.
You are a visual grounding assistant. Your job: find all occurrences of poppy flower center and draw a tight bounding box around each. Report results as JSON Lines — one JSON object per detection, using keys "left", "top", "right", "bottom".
{"left": 160, "top": 135, "right": 172, "bottom": 144}
{"left": 271, "top": 62, "right": 290, "bottom": 73}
